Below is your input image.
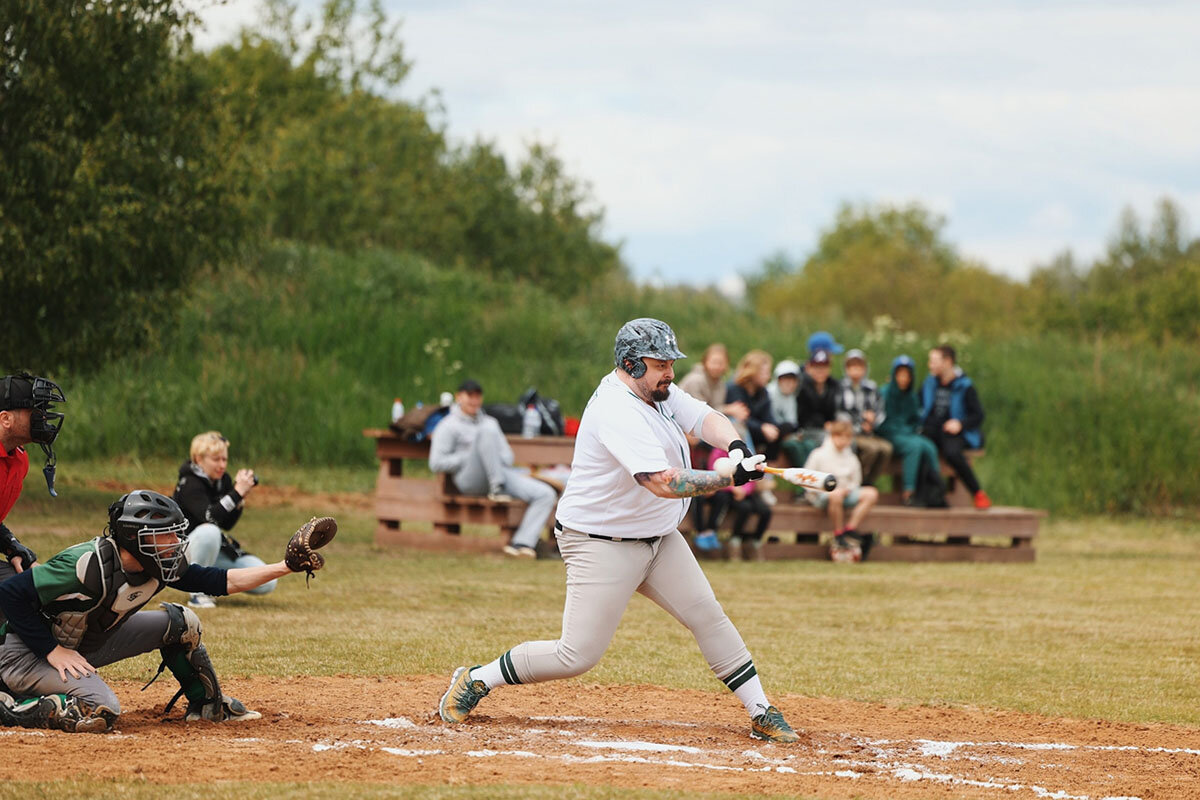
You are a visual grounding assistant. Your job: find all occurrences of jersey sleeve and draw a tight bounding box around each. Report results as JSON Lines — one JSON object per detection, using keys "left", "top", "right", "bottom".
{"left": 665, "top": 384, "right": 713, "bottom": 438}
{"left": 0, "top": 567, "right": 60, "bottom": 657}
{"left": 169, "top": 563, "right": 230, "bottom": 596}
{"left": 593, "top": 402, "right": 672, "bottom": 477}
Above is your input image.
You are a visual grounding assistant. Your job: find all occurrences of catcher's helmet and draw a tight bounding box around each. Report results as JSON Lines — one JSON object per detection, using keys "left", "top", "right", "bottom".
{"left": 613, "top": 318, "right": 686, "bottom": 379}
{"left": 107, "top": 490, "right": 191, "bottom": 582}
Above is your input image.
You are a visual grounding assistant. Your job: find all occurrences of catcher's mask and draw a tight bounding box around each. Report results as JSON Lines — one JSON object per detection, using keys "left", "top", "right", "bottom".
{"left": 107, "top": 490, "right": 191, "bottom": 583}
{"left": 1, "top": 373, "right": 66, "bottom": 496}
{"left": 613, "top": 318, "right": 686, "bottom": 379}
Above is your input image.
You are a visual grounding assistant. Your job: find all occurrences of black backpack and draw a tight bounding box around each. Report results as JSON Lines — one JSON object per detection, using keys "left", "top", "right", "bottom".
{"left": 912, "top": 458, "right": 949, "bottom": 508}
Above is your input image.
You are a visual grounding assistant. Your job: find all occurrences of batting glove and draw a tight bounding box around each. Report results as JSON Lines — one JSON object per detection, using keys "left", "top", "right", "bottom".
{"left": 727, "top": 439, "right": 767, "bottom": 486}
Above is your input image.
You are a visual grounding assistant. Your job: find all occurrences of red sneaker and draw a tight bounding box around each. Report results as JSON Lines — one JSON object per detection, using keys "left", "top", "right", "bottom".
{"left": 973, "top": 490, "right": 992, "bottom": 510}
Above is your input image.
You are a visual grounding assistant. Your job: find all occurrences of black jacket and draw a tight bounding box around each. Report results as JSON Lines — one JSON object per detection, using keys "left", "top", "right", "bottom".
{"left": 173, "top": 462, "right": 246, "bottom": 558}
{"left": 724, "top": 382, "right": 777, "bottom": 448}
{"left": 796, "top": 373, "right": 838, "bottom": 429}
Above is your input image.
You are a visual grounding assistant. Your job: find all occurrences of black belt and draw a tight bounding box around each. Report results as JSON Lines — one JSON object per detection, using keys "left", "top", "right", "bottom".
{"left": 555, "top": 519, "right": 661, "bottom": 544}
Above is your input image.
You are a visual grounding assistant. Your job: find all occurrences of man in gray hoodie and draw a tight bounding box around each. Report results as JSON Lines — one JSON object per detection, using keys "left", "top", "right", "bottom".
{"left": 429, "top": 379, "right": 558, "bottom": 557}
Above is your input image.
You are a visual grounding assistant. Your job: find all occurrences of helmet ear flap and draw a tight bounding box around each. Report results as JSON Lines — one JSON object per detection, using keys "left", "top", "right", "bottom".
{"left": 622, "top": 357, "right": 647, "bottom": 379}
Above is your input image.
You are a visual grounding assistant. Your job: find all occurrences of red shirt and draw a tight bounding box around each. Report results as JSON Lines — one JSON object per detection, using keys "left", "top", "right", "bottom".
{"left": 0, "top": 443, "right": 29, "bottom": 523}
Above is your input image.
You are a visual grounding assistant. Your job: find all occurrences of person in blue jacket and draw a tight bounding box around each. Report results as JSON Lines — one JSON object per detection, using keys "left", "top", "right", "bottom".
{"left": 921, "top": 345, "right": 991, "bottom": 510}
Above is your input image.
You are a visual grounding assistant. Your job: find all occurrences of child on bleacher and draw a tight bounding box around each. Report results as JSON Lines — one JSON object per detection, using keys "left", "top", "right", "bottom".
{"left": 803, "top": 419, "right": 879, "bottom": 561}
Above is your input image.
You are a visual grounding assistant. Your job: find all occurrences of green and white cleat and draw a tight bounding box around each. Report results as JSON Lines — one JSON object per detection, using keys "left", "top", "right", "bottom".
{"left": 439, "top": 665, "right": 490, "bottom": 723}
{"left": 750, "top": 705, "right": 800, "bottom": 743}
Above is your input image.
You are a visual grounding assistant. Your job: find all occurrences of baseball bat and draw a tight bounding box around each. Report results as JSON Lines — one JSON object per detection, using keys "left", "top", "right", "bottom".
{"left": 761, "top": 466, "right": 838, "bottom": 492}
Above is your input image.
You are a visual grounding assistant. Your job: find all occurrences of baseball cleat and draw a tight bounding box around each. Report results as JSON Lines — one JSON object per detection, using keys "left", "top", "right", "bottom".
{"left": 185, "top": 695, "right": 262, "bottom": 723}
{"left": 750, "top": 705, "right": 800, "bottom": 743}
{"left": 439, "top": 665, "right": 489, "bottom": 723}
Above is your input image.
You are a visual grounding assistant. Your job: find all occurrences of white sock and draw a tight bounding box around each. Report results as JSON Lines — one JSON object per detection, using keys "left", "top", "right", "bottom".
{"left": 733, "top": 675, "right": 770, "bottom": 718}
{"left": 469, "top": 649, "right": 522, "bottom": 690}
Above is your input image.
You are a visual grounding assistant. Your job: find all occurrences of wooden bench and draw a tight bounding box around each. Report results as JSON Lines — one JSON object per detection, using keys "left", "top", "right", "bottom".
{"left": 365, "top": 430, "right": 1041, "bottom": 562}
{"left": 364, "top": 429, "right": 572, "bottom": 555}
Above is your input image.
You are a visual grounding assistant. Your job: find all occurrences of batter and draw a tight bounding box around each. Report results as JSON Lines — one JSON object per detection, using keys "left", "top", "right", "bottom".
{"left": 439, "top": 318, "right": 800, "bottom": 743}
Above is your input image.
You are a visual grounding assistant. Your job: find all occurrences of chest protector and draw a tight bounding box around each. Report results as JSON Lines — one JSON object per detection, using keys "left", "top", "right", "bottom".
{"left": 49, "top": 537, "right": 162, "bottom": 652}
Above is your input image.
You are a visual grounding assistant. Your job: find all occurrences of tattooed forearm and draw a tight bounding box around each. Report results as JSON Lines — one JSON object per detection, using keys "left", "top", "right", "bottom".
{"left": 636, "top": 468, "right": 731, "bottom": 498}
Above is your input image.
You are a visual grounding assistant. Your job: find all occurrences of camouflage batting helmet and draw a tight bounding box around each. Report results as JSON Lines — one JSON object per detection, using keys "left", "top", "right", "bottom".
{"left": 614, "top": 318, "right": 686, "bottom": 379}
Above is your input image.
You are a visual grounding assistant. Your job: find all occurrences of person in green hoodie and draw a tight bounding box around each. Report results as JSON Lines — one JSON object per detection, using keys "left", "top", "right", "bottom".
{"left": 876, "top": 356, "right": 942, "bottom": 505}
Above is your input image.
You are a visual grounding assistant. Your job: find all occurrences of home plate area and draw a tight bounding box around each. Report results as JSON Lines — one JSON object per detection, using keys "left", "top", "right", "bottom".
{"left": 4, "top": 676, "right": 1198, "bottom": 798}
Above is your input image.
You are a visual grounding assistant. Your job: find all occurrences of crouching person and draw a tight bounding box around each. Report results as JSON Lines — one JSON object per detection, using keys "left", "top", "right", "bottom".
{"left": 0, "top": 490, "right": 299, "bottom": 733}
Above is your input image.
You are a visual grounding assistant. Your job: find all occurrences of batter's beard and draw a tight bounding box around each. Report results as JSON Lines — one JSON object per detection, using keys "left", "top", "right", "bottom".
{"left": 650, "top": 384, "right": 670, "bottom": 402}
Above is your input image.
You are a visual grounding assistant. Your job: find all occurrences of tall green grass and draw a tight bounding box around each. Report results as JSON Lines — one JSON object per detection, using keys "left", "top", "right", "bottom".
{"left": 53, "top": 242, "right": 1200, "bottom": 515}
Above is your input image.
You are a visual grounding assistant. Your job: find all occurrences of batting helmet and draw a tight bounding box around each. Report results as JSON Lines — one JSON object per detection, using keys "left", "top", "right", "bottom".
{"left": 613, "top": 318, "right": 686, "bottom": 379}
{"left": 106, "top": 490, "right": 191, "bottom": 583}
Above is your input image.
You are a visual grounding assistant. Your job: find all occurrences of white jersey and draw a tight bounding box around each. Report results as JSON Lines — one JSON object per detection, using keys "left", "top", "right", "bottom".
{"left": 556, "top": 371, "right": 713, "bottom": 538}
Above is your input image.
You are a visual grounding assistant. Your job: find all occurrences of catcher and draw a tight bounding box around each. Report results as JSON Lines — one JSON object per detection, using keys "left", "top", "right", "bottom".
{"left": 0, "top": 490, "right": 335, "bottom": 733}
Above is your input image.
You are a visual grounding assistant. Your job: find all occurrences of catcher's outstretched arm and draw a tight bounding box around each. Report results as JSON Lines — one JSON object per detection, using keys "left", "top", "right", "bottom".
{"left": 226, "top": 561, "right": 291, "bottom": 594}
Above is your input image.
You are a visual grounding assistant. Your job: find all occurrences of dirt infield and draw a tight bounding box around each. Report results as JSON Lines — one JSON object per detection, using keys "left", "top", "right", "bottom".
{"left": 4, "top": 676, "right": 1198, "bottom": 798}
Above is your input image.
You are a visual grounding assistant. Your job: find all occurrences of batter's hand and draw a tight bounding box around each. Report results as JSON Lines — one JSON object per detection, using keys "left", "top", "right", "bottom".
{"left": 727, "top": 440, "right": 766, "bottom": 486}
{"left": 47, "top": 645, "right": 95, "bottom": 681}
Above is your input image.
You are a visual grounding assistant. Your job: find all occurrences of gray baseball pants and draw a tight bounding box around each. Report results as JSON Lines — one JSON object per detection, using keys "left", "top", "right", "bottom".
{"left": 508, "top": 528, "right": 753, "bottom": 683}
{"left": 0, "top": 610, "right": 169, "bottom": 714}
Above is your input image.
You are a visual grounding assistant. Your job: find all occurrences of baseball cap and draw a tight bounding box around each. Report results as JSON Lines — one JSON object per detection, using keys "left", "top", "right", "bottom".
{"left": 808, "top": 350, "right": 831, "bottom": 367}
{"left": 806, "top": 331, "right": 844, "bottom": 355}
{"left": 457, "top": 378, "right": 483, "bottom": 394}
{"left": 844, "top": 348, "right": 867, "bottom": 365}
{"left": 773, "top": 359, "right": 801, "bottom": 378}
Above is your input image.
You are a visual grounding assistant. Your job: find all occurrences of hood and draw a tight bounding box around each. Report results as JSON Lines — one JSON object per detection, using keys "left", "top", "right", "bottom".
{"left": 889, "top": 355, "right": 916, "bottom": 392}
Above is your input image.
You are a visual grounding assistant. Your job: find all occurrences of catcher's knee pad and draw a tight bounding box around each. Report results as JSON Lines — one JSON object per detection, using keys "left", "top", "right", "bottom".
{"left": 160, "top": 601, "right": 203, "bottom": 651}
{"left": 0, "top": 693, "right": 117, "bottom": 733}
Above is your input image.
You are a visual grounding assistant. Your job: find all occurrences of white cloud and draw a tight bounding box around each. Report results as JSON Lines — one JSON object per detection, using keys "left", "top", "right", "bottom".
{"left": 191, "top": 0, "right": 1200, "bottom": 284}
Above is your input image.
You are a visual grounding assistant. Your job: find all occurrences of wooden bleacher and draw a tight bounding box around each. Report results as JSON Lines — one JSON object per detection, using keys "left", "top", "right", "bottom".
{"left": 364, "top": 429, "right": 1042, "bottom": 562}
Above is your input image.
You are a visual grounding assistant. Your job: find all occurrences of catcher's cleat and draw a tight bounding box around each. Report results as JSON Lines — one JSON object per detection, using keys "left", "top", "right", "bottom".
{"left": 439, "top": 665, "right": 489, "bottom": 724}
{"left": 185, "top": 694, "right": 262, "bottom": 723}
{"left": 750, "top": 705, "right": 800, "bottom": 743}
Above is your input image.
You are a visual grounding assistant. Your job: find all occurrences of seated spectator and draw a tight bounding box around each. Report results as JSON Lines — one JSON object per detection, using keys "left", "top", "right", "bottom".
{"left": 175, "top": 431, "right": 274, "bottom": 609}
{"left": 781, "top": 349, "right": 838, "bottom": 469}
{"left": 678, "top": 343, "right": 750, "bottom": 539}
{"left": 429, "top": 378, "right": 558, "bottom": 557}
{"left": 724, "top": 350, "right": 780, "bottom": 459}
{"left": 803, "top": 419, "right": 879, "bottom": 557}
{"left": 921, "top": 346, "right": 991, "bottom": 510}
{"left": 877, "top": 356, "right": 945, "bottom": 506}
{"left": 837, "top": 349, "right": 893, "bottom": 486}
{"left": 766, "top": 359, "right": 801, "bottom": 439}
{"left": 700, "top": 446, "right": 772, "bottom": 562}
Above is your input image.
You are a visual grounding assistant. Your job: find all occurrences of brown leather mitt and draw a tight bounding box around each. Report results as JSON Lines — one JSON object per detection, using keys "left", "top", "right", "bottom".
{"left": 285, "top": 516, "right": 337, "bottom": 585}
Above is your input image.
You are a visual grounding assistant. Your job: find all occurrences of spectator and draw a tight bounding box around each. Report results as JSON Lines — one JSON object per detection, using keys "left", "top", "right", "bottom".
{"left": 781, "top": 349, "right": 838, "bottom": 470}
{"left": 877, "top": 356, "right": 945, "bottom": 506}
{"left": 765, "top": 359, "right": 801, "bottom": 439}
{"left": 724, "top": 350, "right": 780, "bottom": 459}
{"left": 175, "top": 431, "right": 273, "bottom": 609}
{"left": 701, "top": 447, "right": 772, "bottom": 562}
{"left": 678, "top": 344, "right": 750, "bottom": 542}
{"left": 836, "top": 349, "right": 892, "bottom": 486}
{"left": 921, "top": 346, "right": 991, "bottom": 510}
{"left": 429, "top": 378, "right": 558, "bottom": 557}
{"left": 803, "top": 419, "right": 879, "bottom": 558}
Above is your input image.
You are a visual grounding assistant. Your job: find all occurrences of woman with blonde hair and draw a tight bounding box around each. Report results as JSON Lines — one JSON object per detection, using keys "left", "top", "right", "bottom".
{"left": 173, "top": 431, "right": 274, "bottom": 609}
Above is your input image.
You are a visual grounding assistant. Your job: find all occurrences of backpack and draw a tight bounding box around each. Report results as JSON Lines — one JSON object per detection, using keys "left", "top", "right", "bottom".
{"left": 389, "top": 404, "right": 447, "bottom": 441}
{"left": 517, "top": 387, "right": 565, "bottom": 436}
{"left": 912, "top": 457, "right": 949, "bottom": 508}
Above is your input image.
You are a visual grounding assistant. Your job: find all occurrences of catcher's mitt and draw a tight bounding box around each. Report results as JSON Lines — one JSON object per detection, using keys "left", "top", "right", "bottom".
{"left": 285, "top": 516, "right": 338, "bottom": 585}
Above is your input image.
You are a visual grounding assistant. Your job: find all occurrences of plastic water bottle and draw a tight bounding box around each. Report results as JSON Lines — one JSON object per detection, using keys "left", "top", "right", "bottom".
{"left": 391, "top": 398, "right": 405, "bottom": 424}
{"left": 522, "top": 403, "right": 541, "bottom": 438}
{"left": 439, "top": 391, "right": 453, "bottom": 407}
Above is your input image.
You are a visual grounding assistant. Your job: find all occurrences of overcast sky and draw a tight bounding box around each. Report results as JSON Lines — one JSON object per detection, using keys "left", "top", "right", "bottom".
{"left": 192, "top": 1, "right": 1200, "bottom": 291}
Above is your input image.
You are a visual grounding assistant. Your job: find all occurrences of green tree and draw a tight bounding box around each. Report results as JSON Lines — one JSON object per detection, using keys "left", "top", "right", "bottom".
{"left": 0, "top": 0, "right": 248, "bottom": 371}
{"left": 749, "top": 203, "right": 1027, "bottom": 334}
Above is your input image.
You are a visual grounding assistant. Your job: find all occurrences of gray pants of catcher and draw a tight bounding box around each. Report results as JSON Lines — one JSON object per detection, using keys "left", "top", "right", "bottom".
{"left": 450, "top": 422, "right": 557, "bottom": 550}
{"left": 508, "top": 529, "right": 753, "bottom": 683}
{"left": 0, "top": 610, "right": 169, "bottom": 715}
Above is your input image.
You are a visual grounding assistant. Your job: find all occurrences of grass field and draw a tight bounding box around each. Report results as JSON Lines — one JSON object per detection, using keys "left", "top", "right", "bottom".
{"left": 7, "top": 464, "right": 1200, "bottom": 797}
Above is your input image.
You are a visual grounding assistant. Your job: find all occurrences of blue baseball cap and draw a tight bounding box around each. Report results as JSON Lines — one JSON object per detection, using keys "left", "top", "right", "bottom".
{"left": 807, "top": 331, "right": 844, "bottom": 355}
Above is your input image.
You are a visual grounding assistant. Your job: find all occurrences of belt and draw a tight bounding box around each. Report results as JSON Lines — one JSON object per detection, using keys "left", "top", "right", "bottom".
{"left": 555, "top": 520, "right": 661, "bottom": 544}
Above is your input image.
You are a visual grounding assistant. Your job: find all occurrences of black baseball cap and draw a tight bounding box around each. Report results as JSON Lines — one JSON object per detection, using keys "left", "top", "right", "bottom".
{"left": 457, "top": 378, "right": 483, "bottom": 394}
